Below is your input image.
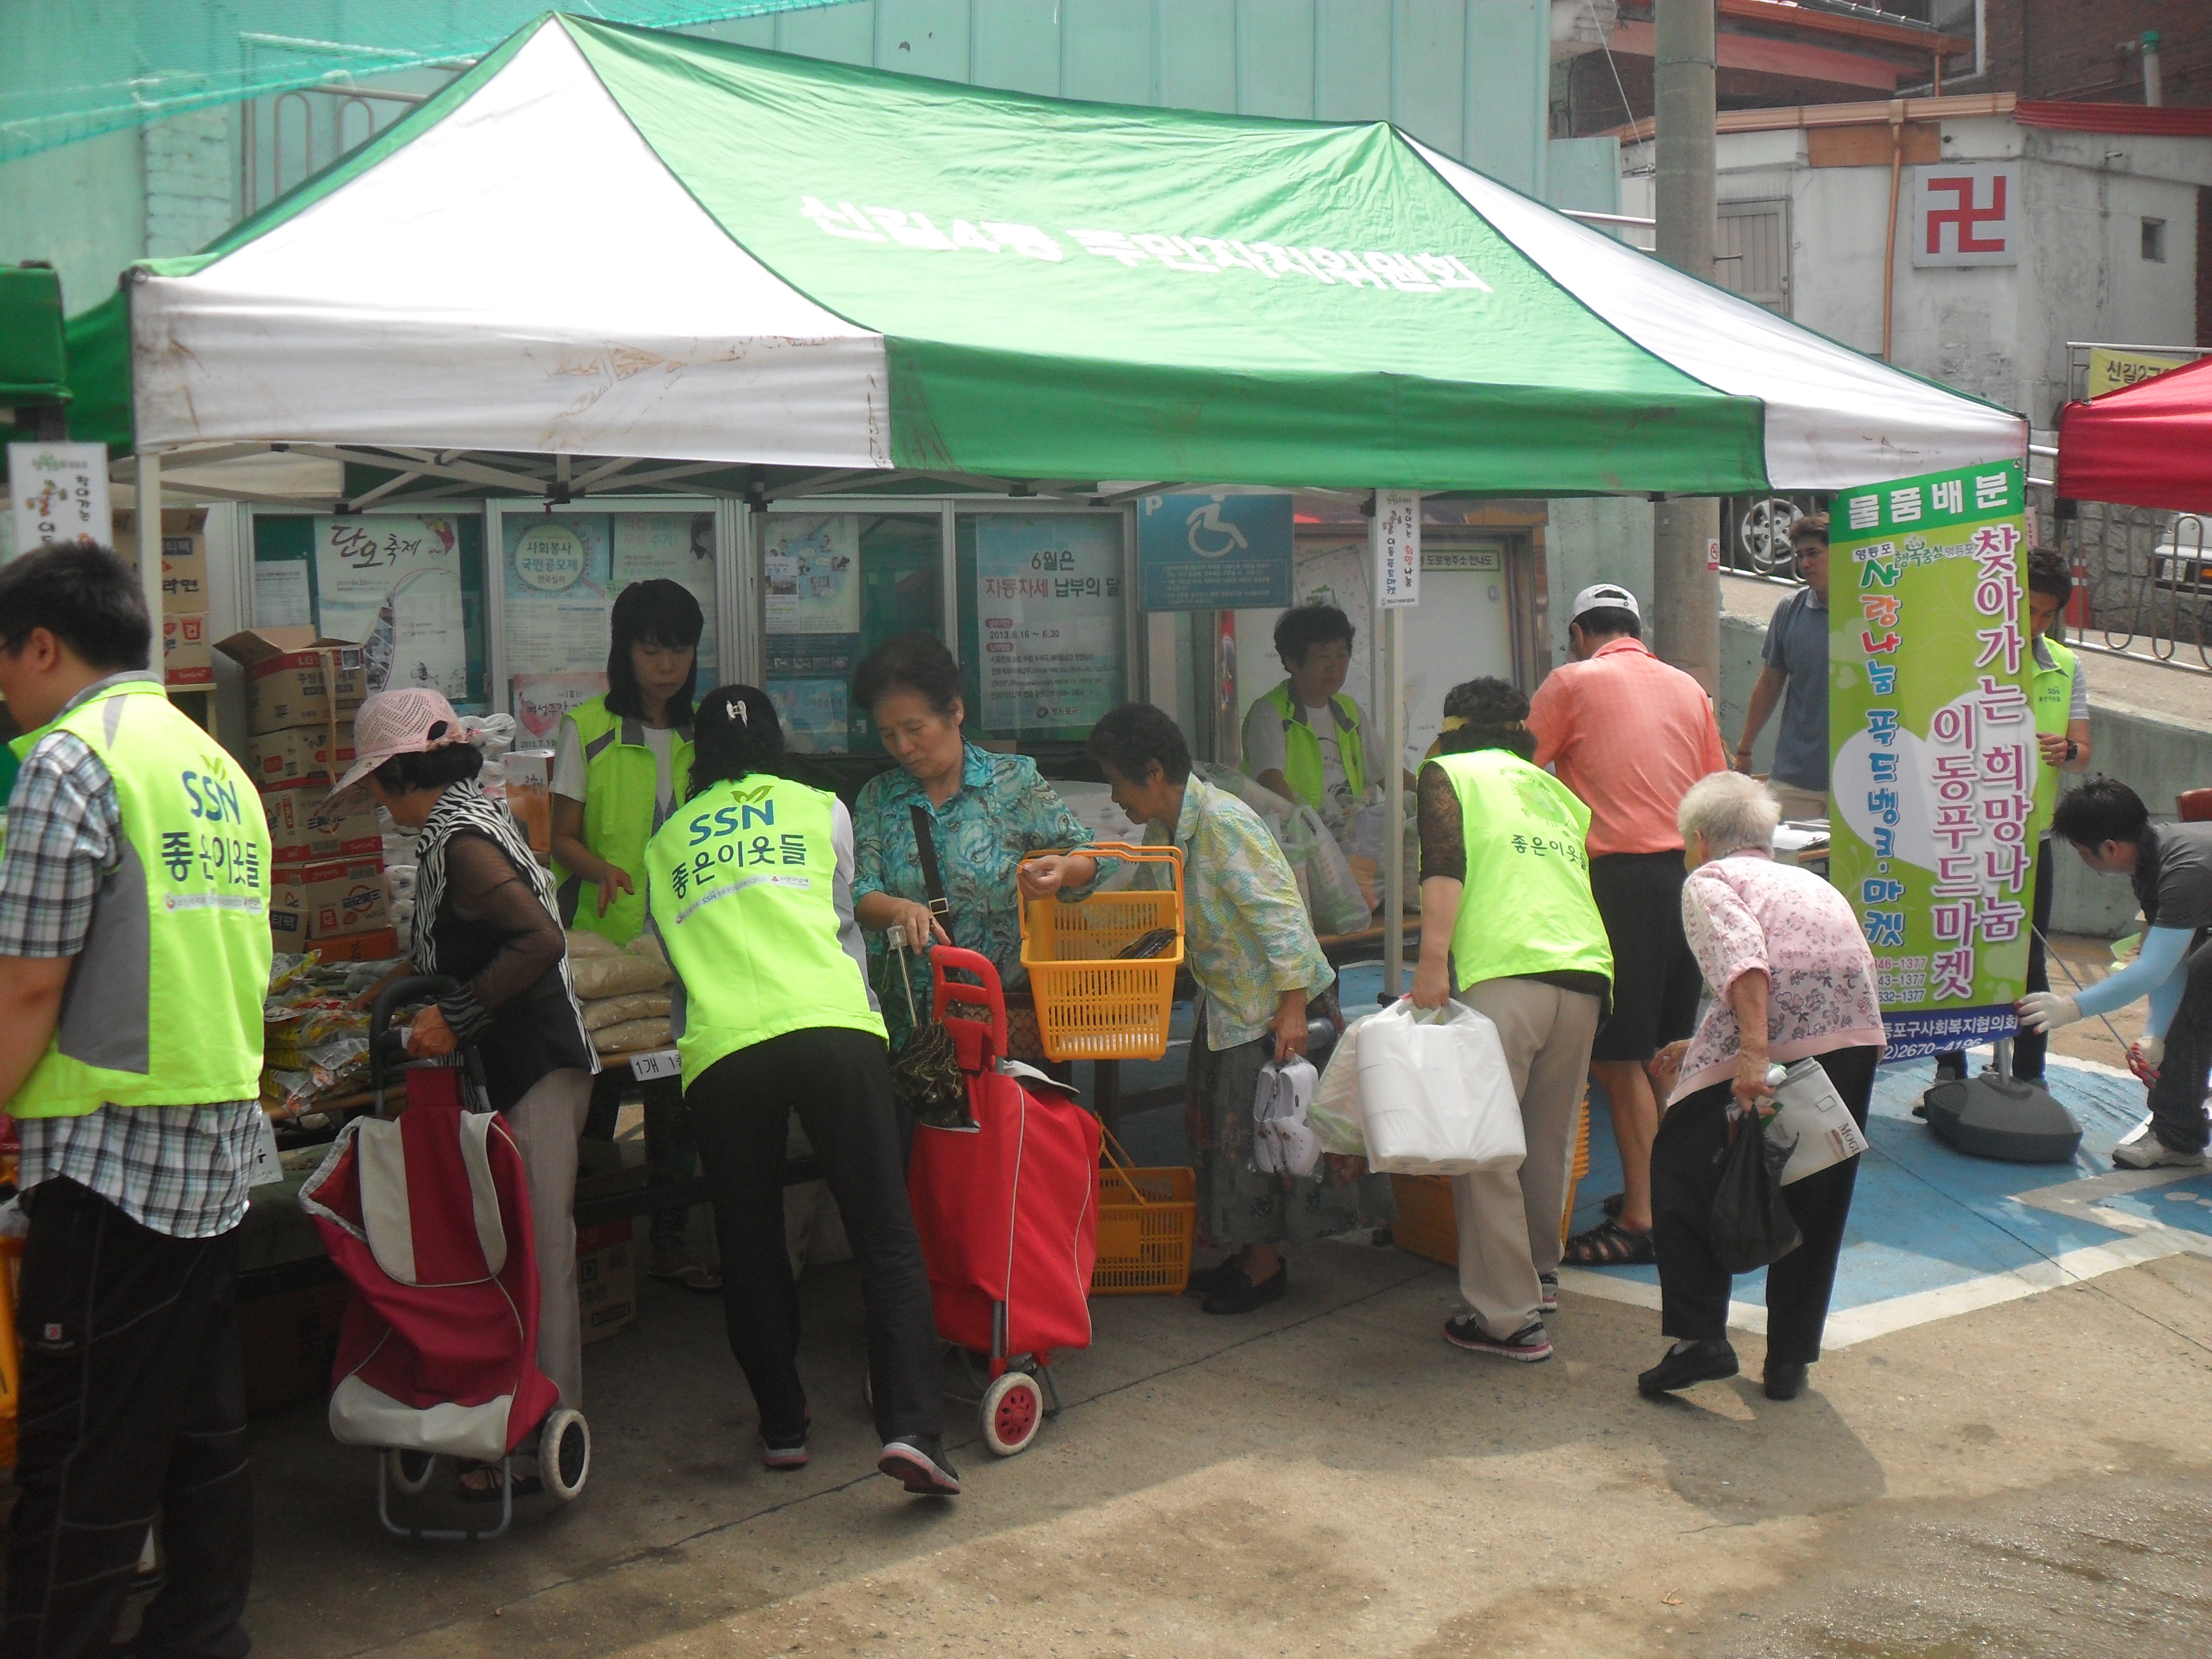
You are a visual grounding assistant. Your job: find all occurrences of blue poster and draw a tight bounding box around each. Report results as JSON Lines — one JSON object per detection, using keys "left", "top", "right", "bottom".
{"left": 1137, "top": 492, "right": 1293, "bottom": 612}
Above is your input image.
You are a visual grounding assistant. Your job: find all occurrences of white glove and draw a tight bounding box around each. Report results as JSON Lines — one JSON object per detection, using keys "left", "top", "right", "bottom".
{"left": 2133, "top": 1034, "right": 2165, "bottom": 1072}
{"left": 2016, "top": 991, "right": 2080, "bottom": 1033}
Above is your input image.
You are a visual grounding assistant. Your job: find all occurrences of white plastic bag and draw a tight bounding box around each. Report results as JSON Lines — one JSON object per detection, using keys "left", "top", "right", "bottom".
{"left": 1764, "top": 1058, "right": 1869, "bottom": 1185}
{"left": 1307, "top": 1016, "right": 1370, "bottom": 1156}
{"left": 1355, "top": 997, "right": 1526, "bottom": 1175}
{"left": 1252, "top": 1056, "right": 1321, "bottom": 1177}
{"left": 1290, "top": 806, "right": 1372, "bottom": 936}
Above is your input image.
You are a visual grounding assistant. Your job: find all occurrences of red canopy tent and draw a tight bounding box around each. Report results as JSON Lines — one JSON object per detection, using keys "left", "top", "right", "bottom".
{"left": 2057, "top": 354, "right": 2212, "bottom": 514}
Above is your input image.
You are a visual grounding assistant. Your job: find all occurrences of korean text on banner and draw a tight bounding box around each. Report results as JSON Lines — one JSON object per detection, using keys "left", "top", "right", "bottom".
{"left": 1829, "top": 461, "right": 2034, "bottom": 1061}
{"left": 317, "top": 515, "right": 469, "bottom": 700}
{"left": 1373, "top": 492, "right": 1419, "bottom": 609}
{"left": 8, "top": 442, "right": 112, "bottom": 557}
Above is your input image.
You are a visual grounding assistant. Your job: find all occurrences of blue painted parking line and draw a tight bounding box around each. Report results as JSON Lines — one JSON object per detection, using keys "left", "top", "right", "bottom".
{"left": 1561, "top": 1050, "right": 2211, "bottom": 1345}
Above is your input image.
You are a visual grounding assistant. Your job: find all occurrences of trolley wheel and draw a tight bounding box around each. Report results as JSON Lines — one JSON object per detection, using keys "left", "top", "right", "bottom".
{"left": 539, "top": 1409, "right": 590, "bottom": 1504}
{"left": 384, "top": 1448, "right": 438, "bottom": 1497}
{"left": 980, "top": 1371, "right": 1044, "bottom": 1457}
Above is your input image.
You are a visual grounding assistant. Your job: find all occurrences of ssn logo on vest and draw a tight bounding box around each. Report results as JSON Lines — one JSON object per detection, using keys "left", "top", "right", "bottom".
{"left": 669, "top": 790, "right": 814, "bottom": 910}
{"left": 162, "top": 760, "right": 267, "bottom": 905}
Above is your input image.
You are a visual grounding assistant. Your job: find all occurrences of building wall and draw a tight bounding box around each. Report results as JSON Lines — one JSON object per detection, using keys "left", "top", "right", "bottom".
{"left": 143, "top": 108, "right": 238, "bottom": 258}
{"left": 1980, "top": 0, "right": 2211, "bottom": 109}
{"left": 0, "top": 127, "right": 144, "bottom": 317}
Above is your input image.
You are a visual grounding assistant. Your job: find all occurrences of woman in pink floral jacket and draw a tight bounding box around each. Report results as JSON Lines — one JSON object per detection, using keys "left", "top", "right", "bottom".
{"left": 1637, "top": 771, "right": 1883, "bottom": 1404}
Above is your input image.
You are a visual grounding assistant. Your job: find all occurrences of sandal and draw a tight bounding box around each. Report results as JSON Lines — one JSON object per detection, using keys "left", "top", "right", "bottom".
{"left": 648, "top": 1250, "right": 724, "bottom": 1295}
{"left": 1562, "top": 1218, "right": 1655, "bottom": 1267}
{"left": 457, "top": 1463, "right": 542, "bottom": 1503}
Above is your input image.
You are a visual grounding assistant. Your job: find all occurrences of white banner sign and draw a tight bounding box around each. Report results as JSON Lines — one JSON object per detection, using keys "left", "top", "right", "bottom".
{"left": 1373, "top": 491, "right": 1420, "bottom": 609}
{"left": 8, "top": 441, "right": 112, "bottom": 558}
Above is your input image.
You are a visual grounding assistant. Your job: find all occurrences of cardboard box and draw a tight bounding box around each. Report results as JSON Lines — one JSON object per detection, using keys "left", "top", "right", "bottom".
{"left": 308, "top": 926, "right": 400, "bottom": 963}
{"left": 249, "top": 721, "right": 355, "bottom": 789}
{"left": 115, "top": 508, "right": 209, "bottom": 612}
{"left": 217, "top": 628, "right": 367, "bottom": 736}
{"left": 163, "top": 611, "right": 212, "bottom": 687}
{"left": 236, "top": 1279, "right": 352, "bottom": 1417}
{"left": 261, "top": 785, "right": 379, "bottom": 865}
{"left": 577, "top": 1219, "right": 637, "bottom": 1344}
{"left": 270, "top": 856, "right": 388, "bottom": 943}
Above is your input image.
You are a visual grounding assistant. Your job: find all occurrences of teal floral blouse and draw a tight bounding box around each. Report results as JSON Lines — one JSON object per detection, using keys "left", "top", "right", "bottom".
{"left": 852, "top": 743, "right": 1101, "bottom": 1036}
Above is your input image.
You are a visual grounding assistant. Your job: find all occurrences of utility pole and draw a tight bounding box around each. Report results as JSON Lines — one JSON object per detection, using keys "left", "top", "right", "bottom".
{"left": 1651, "top": 0, "right": 1721, "bottom": 691}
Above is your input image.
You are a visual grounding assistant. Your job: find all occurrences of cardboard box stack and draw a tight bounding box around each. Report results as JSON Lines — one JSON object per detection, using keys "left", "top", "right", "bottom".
{"left": 215, "top": 629, "right": 394, "bottom": 959}
{"left": 114, "top": 509, "right": 212, "bottom": 689}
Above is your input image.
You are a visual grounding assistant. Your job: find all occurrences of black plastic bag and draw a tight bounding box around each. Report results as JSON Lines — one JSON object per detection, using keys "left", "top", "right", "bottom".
{"left": 1709, "top": 1106, "right": 1801, "bottom": 1273}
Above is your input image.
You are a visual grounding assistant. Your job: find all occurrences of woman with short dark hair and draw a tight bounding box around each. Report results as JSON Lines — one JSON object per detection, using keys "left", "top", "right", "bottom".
{"left": 644, "top": 686, "right": 956, "bottom": 1495}
{"left": 847, "top": 631, "right": 1102, "bottom": 1062}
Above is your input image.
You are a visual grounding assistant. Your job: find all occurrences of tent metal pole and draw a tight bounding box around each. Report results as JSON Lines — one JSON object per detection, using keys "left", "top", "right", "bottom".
{"left": 1382, "top": 603, "right": 1405, "bottom": 999}
{"left": 136, "top": 449, "right": 164, "bottom": 679}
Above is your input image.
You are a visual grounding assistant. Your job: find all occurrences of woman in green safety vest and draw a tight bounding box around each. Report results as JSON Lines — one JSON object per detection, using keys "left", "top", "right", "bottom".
{"left": 642, "top": 685, "right": 960, "bottom": 1498}
{"left": 550, "top": 579, "right": 717, "bottom": 1293}
{"left": 1410, "top": 677, "right": 1613, "bottom": 1367}
{"left": 1241, "top": 603, "right": 1413, "bottom": 831}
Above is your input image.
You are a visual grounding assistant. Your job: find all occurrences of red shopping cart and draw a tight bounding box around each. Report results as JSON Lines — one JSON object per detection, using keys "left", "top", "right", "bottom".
{"left": 904, "top": 948, "right": 1101, "bottom": 1455}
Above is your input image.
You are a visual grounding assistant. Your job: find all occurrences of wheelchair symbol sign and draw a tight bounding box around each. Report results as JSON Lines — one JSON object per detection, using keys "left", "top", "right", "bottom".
{"left": 1185, "top": 501, "right": 1249, "bottom": 560}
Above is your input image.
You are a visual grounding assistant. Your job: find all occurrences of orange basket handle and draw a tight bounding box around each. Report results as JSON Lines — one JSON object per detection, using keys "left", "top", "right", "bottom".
{"left": 1097, "top": 1125, "right": 1153, "bottom": 1208}
{"left": 1020, "top": 842, "right": 1182, "bottom": 899}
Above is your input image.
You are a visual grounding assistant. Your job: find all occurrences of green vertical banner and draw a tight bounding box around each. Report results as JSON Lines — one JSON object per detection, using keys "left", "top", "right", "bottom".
{"left": 1829, "top": 459, "right": 2034, "bottom": 1061}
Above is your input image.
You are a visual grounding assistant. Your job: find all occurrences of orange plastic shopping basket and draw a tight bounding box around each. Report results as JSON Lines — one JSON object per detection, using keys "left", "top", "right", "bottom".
{"left": 1018, "top": 842, "right": 1183, "bottom": 1063}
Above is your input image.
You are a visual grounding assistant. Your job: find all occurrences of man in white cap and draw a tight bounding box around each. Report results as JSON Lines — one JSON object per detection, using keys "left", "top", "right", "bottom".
{"left": 1527, "top": 584, "right": 1728, "bottom": 1269}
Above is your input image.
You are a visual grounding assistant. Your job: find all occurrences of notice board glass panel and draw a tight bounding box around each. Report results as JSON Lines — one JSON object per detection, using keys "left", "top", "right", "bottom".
{"left": 955, "top": 512, "right": 1128, "bottom": 746}
{"left": 765, "top": 511, "right": 941, "bottom": 754}
{"left": 499, "top": 510, "right": 720, "bottom": 743}
{"left": 250, "top": 511, "right": 489, "bottom": 712}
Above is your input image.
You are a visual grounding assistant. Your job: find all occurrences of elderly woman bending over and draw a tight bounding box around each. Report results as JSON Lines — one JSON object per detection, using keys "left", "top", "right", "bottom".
{"left": 1638, "top": 772, "right": 1883, "bottom": 1404}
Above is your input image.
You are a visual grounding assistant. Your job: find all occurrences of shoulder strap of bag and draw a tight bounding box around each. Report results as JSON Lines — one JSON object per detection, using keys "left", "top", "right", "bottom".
{"left": 910, "top": 804, "right": 951, "bottom": 922}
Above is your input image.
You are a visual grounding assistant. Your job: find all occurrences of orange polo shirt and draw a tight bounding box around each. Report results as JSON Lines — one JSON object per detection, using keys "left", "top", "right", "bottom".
{"left": 1526, "top": 636, "right": 1728, "bottom": 857}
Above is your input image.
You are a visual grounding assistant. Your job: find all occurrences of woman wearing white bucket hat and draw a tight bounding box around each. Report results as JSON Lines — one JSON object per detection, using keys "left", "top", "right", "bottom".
{"left": 337, "top": 688, "right": 596, "bottom": 1499}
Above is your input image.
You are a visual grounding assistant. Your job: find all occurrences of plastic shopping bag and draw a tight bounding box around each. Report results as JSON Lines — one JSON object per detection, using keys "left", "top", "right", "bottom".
{"left": 1252, "top": 1056, "right": 1321, "bottom": 1178}
{"left": 1711, "top": 1105, "right": 1801, "bottom": 1273}
{"left": 1355, "top": 998, "right": 1526, "bottom": 1176}
{"left": 1308, "top": 1017, "right": 1370, "bottom": 1156}
{"left": 1294, "top": 807, "right": 1373, "bottom": 936}
{"left": 1763, "top": 1058, "right": 1868, "bottom": 1186}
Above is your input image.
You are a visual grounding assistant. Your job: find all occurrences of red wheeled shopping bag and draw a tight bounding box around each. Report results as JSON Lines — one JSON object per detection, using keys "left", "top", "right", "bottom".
{"left": 907, "top": 948, "right": 1101, "bottom": 1364}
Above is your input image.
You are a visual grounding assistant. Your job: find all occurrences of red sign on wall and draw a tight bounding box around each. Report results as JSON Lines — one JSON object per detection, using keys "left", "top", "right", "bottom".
{"left": 1912, "top": 163, "right": 2019, "bottom": 268}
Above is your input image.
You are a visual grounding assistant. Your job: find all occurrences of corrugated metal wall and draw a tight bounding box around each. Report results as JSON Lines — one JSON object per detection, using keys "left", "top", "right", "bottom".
{"left": 693, "top": 0, "right": 1560, "bottom": 198}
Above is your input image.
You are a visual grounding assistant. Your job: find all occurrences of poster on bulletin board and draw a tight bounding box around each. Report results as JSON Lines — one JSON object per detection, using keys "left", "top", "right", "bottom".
{"left": 974, "top": 515, "right": 1124, "bottom": 732}
{"left": 313, "top": 515, "right": 469, "bottom": 700}
{"left": 503, "top": 515, "right": 612, "bottom": 676}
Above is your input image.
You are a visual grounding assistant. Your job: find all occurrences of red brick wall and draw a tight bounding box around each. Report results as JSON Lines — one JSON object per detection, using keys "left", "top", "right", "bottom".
{"left": 1983, "top": 0, "right": 2212, "bottom": 107}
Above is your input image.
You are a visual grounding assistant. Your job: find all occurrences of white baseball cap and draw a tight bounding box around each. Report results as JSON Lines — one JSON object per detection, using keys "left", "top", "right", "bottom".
{"left": 1569, "top": 583, "right": 1642, "bottom": 625}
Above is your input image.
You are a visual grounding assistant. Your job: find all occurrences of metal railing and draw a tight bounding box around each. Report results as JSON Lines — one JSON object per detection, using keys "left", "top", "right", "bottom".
{"left": 2050, "top": 497, "right": 2212, "bottom": 674}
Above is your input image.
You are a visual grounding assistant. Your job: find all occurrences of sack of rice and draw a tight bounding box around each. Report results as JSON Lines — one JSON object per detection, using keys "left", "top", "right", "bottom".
{"left": 580, "top": 991, "right": 673, "bottom": 1033}
{"left": 569, "top": 950, "right": 671, "bottom": 999}
{"left": 593, "top": 1016, "right": 674, "bottom": 1054}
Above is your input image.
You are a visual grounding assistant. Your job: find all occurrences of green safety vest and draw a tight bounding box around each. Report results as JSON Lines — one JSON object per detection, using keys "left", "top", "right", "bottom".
{"left": 2031, "top": 637, "right": 2077, "bottom": 835}
{"left": 554, "top": 695, "right": 694, "bottom": 946}
{"left": 1247, "top": 681, "right": 1367, "bottom": 810}
{"left": 9, "top": 677, "right": 271, "bottom": 1118}
{"left": 643, "top": 771, "right": 884, "bottom": 1089}
{"left": 1433, "top": 748, "right": 1614, "bottom": 993}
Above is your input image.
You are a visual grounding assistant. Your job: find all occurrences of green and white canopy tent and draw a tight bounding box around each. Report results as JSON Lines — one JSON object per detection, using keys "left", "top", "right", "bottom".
{"left": 76, "top": 10, "right": 2023, "bottom": 498}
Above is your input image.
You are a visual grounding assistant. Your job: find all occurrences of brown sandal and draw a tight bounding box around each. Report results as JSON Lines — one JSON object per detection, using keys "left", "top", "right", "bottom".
{"left": 1562, "top": 1218, "right": 1655, "bottom": 1267}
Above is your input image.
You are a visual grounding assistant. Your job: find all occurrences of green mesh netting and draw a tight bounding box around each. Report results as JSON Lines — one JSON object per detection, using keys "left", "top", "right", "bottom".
{"left": 0, "top": 2, "right": 845, "bottom": 161}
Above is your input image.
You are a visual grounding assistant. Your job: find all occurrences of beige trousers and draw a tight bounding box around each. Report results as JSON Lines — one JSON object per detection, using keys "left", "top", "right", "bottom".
{"left": 1450, "top": 979, "right": 1602, "bottom": 1339}
{"left": 1769, "top": 782, "right": 1828, "bottom": 825}
{"left": 507, "top": 1067, "right": 593, "bottom": 1410}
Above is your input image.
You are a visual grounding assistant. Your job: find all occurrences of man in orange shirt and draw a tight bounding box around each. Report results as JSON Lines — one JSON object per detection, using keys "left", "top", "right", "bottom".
{"left": 1526, "top": 585, "right": 1728, "bottom": 1267}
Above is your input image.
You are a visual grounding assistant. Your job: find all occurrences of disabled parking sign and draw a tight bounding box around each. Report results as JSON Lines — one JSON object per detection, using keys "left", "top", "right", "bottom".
{"left": 1136, "top": 491, "right": 1292, "bottom": 611}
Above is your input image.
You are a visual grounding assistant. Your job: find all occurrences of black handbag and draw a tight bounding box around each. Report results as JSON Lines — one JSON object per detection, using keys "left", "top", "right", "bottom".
{"left": 1709, "top": 1102, "right": 1802, "bottom": 1273}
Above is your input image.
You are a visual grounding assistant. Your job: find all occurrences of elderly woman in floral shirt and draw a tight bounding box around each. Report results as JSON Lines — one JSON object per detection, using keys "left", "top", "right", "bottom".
{"left": 1639, "top": 771, "right": 1883, "bottom": 1406}
{"left": 850, "top": 632, "right": 1102, "bottom": 1059}
{"left": 1088, "top": 702, "right": 1346, "bottom": 1316}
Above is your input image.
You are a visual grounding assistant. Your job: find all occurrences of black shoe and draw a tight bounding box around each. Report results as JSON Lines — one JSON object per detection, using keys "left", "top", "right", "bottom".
{"left": 760, "top": 1418, "right": 811, "bottom": 1470}
{"left": 1637, "top": 1338, "right": 1739, "bottom": 1396}
{"left": 1934, "top": 1053, "right": 1966, "bottom": 1083}
{"left": 1443, "top": 1315, "right": 1552, "bottom": 1361}
{"left": 1201, "top": 1259, "right": 1288, "bottom": 1315}
{"left": 1763, "top": 1359, "right": 1808, "bottom": 1401}
{"left": 878, "top": 1436, "right": 962, "bottom": 1496}
{"left": 1184, "top": 1256, "right": 1246, "bottom": 1297}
